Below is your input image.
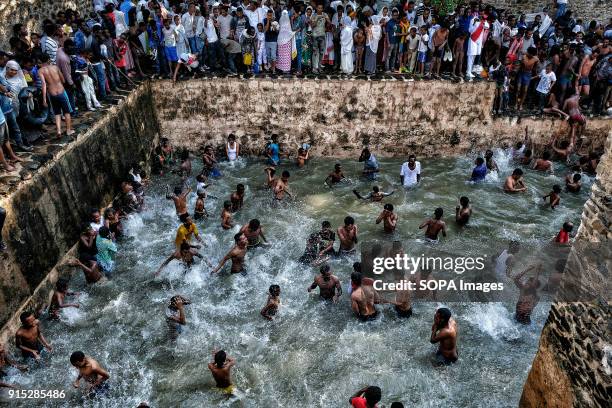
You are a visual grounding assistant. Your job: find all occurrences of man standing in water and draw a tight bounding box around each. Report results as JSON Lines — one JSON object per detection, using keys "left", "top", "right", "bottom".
{"left": 175, "top": 213, "right": 202, "bottom": 250}
{"left": 430, "top": 307, "right": 458, "bottom": 365}
{"left": 350, "top": 272, "right": 379, "bottom": 321}
{"left": 325, "top": 163, "right": 346, "bottom": 185}
{"left": 358, "top": 148, "right": 379, "bottom": 180}
{"left": 167, "top": 185, "right": 191, "bottom": 217}
{"left": 513, "top": 264, "right": 541, "bottom": 324}
{"left": 418, "top": 208, "right": 446, "bottom": 242}
{"left": 15, "top": 312, "right": 52, "bottom": 360}
{"left": 400, "top": 154, "right": 421, "bottom": 188}
{"left": 376, "top": 203, "right": 398, "bottom": 233}
{"left": 353, "top": 186, "right": 394, "bottom": 202}
{"left": 273, "top": 171, "right": 291, "bottom": 201}
{"left": 211, "top": 232, "right": 248, "bottom": 274}
{"left": 308, "top": 264, "right": 342, "bottom": 302}
{"left": 39, "top": 53, "right": 75, "bottom": 138}
{"left": 504, "top": 169, "right": 527, "bottom": 193}
{"left": 166, "top": 295, "right": 189, "bottom": 339}
{"left": 70, "top": 351, "right": 110, "bottom": 395}
{"left": 455, "top": 197, "right": 472, "bottom": 226}
{"left": 155, "top": 242, "right": 206, "bottom": 276}
{"left": 230, "top": 184, "right": 245, "bottom": 212}
{"left": 240, "top": 219, "right": 268, "bottom": 249}
{"left": 338, "top": 216, "right": 358, "bottom": 255}
{"left": 208, "top": 349, "right": 236, "bottom": 394}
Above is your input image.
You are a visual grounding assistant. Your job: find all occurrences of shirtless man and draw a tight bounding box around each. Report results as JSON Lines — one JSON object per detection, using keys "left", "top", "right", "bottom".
{"left": 211, "top": 232, "right": 248, "bottom": 274}
{"left": 155, "top": 241, "right": 205, "bottom": 276}
{"left": 430, "top": 307, "right": 458, "bottom": 365}
{"left": 208, "top": 350, "right": 236, "bottom": 394}
{"left": 350, "top": 272, "right": 380, "bottom": 321}
{"left": 240, "top": 219, "right": 268, "bottom": 249}
{"left": 338, "top": 216, "right": 358, "bottom": 255}
{"left": 166, "top": 295, "right": 189, "bottom": 339}
{"left": 419, "top": 208, "right": 446, "bottom": 241}
{"left": 516, "top": 47, "right": 539, "bottom": 112}
{"left": 565, "top": 172, "right": 581, "bottom": 193}
{"left": 531, "top": 151, "right": 554, "bottom": 173}
{"left": 354, "top": 28, "right": 366, "bottom": 73}
{"left": 194, "top": 191, "right": 208, "bottom": 220}
{"left": 221, "top": 201, "right": 233, "bottom": 230}
{"left": 577, "top": 49, "right": 599, "bottom": 97}
{"left": 563, "top": 90, "right": 586, "bottom": 147}
{"left": 455, "top": 196, "right": 472, "bottom": 226}
{"left": 0, "top": 343, "right": 27, "bottom": 388}
{"left": 504, "top": 169, "right": 527, "bottom": 193}
{"left": 260, "top": 285, "right": 281, "bottom": 320}
{"left": 273, "top": 171, "right": 291, "bottom": 201}
{"left": 202, "top": 145, "right": 219, "bottom": 177}
{"left": 325, "top": 163, "right": 346, "bottom": 185}
{"left": 376, "top": 203, "right": 398, "bottom": 233}
{"left": 15, "top": 312, "right": 52, "bottom": 360}
{"left": 318, "top": 221, "right": 336, "bottom": 258}
{"left": 70, "top": 351, "right": 110, "bottom": 395}
{"left": 166, "top": 185, "right": 191, "bottom": 217}
{"left": 296, "top": 147, "right": 309, "bottom": 167}
{"left": 308, "top": 264, "right": 342, "bottom": 302}
{"left": 558, "top": 46, "right": 579, "bottom": 105}
{"left": 381, "top": 273, "right": 413, "bottom": 318}
{"left": 353, "top": 186, "right": 394, "bottom": 202}
{"left": 514, "top": 264, "right": 541, "bottom": 324}
{"left": 551, "top": 140, "right": 573, "bottom": 164}
{"left": 485, "top": 149, "right": 498, "bottom": 172}
{"left": 264, "top": 167, "right": 278, "bottom": 189}
{"left": 39, "top": 53, "right": 75, "bottom": 138}
{"left": 230, "top": 184, "right": 245, "bottom": 212}
{"left": 48, "top": 278, "right": 79, "bottom": 320}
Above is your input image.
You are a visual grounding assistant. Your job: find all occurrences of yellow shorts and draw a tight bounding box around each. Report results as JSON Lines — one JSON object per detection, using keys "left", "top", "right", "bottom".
{"left": 217, "top": 384, "right": 235, "bottom": 395}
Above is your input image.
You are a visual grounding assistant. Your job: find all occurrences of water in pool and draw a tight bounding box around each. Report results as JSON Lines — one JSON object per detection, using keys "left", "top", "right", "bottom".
{"left": 4, "top": 149, "right": 592, "bottom": 407}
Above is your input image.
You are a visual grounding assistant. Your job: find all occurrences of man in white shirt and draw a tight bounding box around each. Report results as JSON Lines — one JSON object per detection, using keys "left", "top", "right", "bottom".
{"left": 535, "top": 63, "right": 557, "bottom": 113}
{"left": 203, "top": 14, "right": 223, "bottom": 71}
{"left": 182, "top": 3, "right": 203, "bottom": 53}
{"left": 400, "top": 155, "right": 421, "bottom": 187}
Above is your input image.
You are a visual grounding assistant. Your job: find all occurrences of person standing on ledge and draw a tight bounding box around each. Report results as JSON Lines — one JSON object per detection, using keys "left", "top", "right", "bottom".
{"left": 430, "top": 307, "right": 458, "bottom": 365}
{"left": 400, "top": 154, "right": 421, "bottom": 188}
{"left": 39, "top": 53, "right": 75, "bottom": 139}
{"left": 208, "top": 349, "right": 236, "bottom": 394}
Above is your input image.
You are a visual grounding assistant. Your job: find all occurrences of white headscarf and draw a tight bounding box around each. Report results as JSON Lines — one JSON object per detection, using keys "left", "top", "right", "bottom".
{"left": 4, "top": 60, "right": 27, "bottom": 111}
{"left": 378, "top": 6, "right": 389, "bottom": 24}
{"left": 369, "top": 16, "right": 382, "bottom": 53}
{"left": 277, "top": 10, "right": 293, "bottom": 46}
{"left": 341, "top": 16, "right": 353, "bottom": 51}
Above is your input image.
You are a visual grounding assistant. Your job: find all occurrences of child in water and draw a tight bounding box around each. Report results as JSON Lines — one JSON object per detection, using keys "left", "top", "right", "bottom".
{"left": 543, "top": 185, "right": 561, "bottom": 209}
{"left": 554, "top": 222, "right": 573, "bottom": 244}
{"left": 260, "top": 285, "right": 281, "bottom": 320}
{"left": 221, "top": 201, "right": 233, "bottom": 230}
{"left": 48, "top": 278, "right": 80, "bottom": 320}
{"left": 194, "top": 191, "right": 208, "bottom": 220}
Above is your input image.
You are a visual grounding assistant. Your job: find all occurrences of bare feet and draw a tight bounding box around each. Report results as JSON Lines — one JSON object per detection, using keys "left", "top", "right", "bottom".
{"left": 66, "top": 130, "right": 76, "bottom": 137}
{"left": 3, "top": 163, "right": 16, "bottom": 172}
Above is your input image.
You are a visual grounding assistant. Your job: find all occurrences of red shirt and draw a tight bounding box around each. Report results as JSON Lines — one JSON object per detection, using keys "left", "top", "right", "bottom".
{"left": 555, "top": 230, "right": 569, "bottom": 244}
{"left": 351, "top": 397, "right": 371, "bottom": 408}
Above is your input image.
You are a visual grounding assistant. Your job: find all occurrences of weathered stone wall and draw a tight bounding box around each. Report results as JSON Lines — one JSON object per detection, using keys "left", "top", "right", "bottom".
{"left": 488, "top": 0, "right": 610, "bottom": 24}
{"left": 154, "top": 78, "right": 609, "bottom": 158}
{"left": 0, "top": 0, "right": 90, "bottom": 50}
{"left": 520, "top": 135, "right": 611, "bottom": 408}
{"left": 0, "top": 82, "right": 160, "bottom": 331}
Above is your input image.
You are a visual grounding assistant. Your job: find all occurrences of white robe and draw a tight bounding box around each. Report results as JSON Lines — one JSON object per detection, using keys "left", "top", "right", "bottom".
{"left": 340, "top": 26, "right": 354, "bottom": 74}
{"left": 467, "top": 19, "right": 488, "bottom": 56}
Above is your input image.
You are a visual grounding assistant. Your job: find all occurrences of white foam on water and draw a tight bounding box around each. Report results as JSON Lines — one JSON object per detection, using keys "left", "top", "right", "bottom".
{"left": 465, "top": 303, "right": 521, "bottom": 342}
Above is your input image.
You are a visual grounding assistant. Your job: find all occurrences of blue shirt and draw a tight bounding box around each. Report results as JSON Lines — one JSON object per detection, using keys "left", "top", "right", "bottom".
{"left": 0, "top": 76, "right": 14, "bottom": 114}
{"left": 364, "top": 154, "right": 379, "bottom": 180}
{"left": 387, "top": 19, "right": 399, "bottom": 44}
{"left": 471, "top": 163, "right": 487, "bottom": 182}
{"left": 268, "top": 143, "right": 280, "bottom": 164}
{"left": 0, "top": 109, "right": 5, "bottom": 125}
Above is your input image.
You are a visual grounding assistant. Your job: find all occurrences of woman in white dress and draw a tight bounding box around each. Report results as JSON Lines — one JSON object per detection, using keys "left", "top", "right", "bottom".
{"left": 173, "top": 14, "right": 191, "bottom": 56}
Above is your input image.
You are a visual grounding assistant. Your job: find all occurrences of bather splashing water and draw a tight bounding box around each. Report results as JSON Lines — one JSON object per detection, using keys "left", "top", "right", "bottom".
{"left": 4, "top": 152, "right": 591, "bottom": 407}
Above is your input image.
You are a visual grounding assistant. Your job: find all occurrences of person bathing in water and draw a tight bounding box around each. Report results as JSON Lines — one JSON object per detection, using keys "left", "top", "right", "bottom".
{"left": 542, "top": 185, "right": 561, "bottom": 209}
{"left": 455, "top": 196, "right": 472, "bottom": 226}
{"left": 211, "top": 232, "right": 248, "bottom": 275}
{"left": 513, "top": 264, "right": 541, "bottom": 324}
{"left": 273, "top": 171, "right": 291, "bottom": 201}
{"left": 353, "top": 186, "right": 394, "bottom": 202}
{"left": 296, "top": 147, "right": 309, "bottom": 167}
{"left": 504, "top": 169, "right": 527, "bottom": 193}
{"left": 155, "top": 241, "right": 207, "bottom": 276}
{"left": 308, "top": 264, "right": 342, "bottom": 302}
{"left": 0, "top": 342, "right": 27, "bottom": 388}
{"left": 419, "top": 208, "right": 446, "bottom": 242}
{"left": 240, "top": 219, "right": 268, "bottom": 249}
{"left": 208, "top": 349, "right": 236, "bottom": 394}
{"left": 194, "top": 190, "right": 208, "bottom": 220}
{"left": 554, "top": 221, "right": 573, "bottom": 244}
{"left": 430, "top": 307, "right": 458, "bottom": 365}
{"left": 167, "top": 185, "right": 191, "bottom": 217}
{"left": 350, "top": 272, "right": 380, "bottom": 322}
{"left": 48, "top": 278, "right": 80, "bottom": 320}
{"left": 565, "top": 172, "right": 581, "bottom": 193}
{"left": 264, "top": 167, "right": 278, "bottom": 189}
{"left": 70, "top": 351, "right": 110, "bottom": 396}
{"left": 260, "top": 284, "right": 281, "bottom": 320}
{"left": 338, "top": 216, "right": 358, "bottom": 256}
{"left": 376, "top": 203, "right": 398, "bottom": 233}
{"left": 325, "top": 163, "right": 346, "bottom": 185}
{"left": 230, "top": 184, "right": 245, "bottom": 212}
{"left": 221, "top": 201, "right": 234, "bottom": 230}
{"left": 15, "top": 311, "right": 53, "bottom": 360}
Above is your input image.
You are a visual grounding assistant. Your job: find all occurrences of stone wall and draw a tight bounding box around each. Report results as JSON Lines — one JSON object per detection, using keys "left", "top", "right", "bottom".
{"left": 520, "top": 135, "right": 611, "bottom": 408}
{"left": 154, "top": 78, "right": 609, "bottom": 158}
{"left": 0, "top": 0, "right": 90, "bottom": 50}
{"left": 488, "top": 0, "right": 610, "bottom": 24}
{"left": 0, "top": 82, "right": 160, "bottom": 332}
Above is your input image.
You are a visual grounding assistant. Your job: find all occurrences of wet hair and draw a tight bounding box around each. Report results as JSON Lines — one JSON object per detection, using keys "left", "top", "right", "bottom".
{"left": 391, "top": 403, "right": 405, "bottom": 408}
{"left": 524, "top": 149, "right": 532, "bottom": 158}
{"left": 234, "top": 232, "right": 244, "bottom": 243}
{"left": 197, "top": 191, "right": 205, "bottom": 198}
{"left": 460, "top": 196, "right": 469, "bottom": 207}
{"left": 334, "top": 163, "right": 341, "bottom": 169}
{"left": 282, "top": 171, "right": 290, "bottom": 178}
{"left": 372, "top": 186, "right": 380, "bottom": 193}
{"left": 180, "top": 241, "right": 191, "bottom": 252}
{"left": 214, "top": 350, "right": 226, "bottom": 368}
{"left": 408, "top": 154, "right": 416, "bottom": 161}
{"left": 322, "top": 221, "right": 331, "bottom": 229}
{"left": 320, "top": 264, "right": 331, "bottom": 274}
{"left": 555, "top": 259, "right": 566, "bottom": 273}
{"left": 384, "top": 203, "right": 394, "bottom": 211}
{"left": 271, "top": 134, "right": 278, "bottom": 142}
{"left": 573, "top": 174, "right": 582, "bottom": 182}
{"left": 559, "top": 140, "right": 570, "bottom": 149}
{"left": 509, "top": 240, "right": 520, "bottom": 254}
{"left": 98, "top": 226, "right": 111, "bottom": 238}
{"left": 237, "top": 183, "right": 245, "bottom": 191}
{"left": 475, "top": 157, "right": 485, "bottom": 166}
{"left": 196, "top": 174, "right": 207, "bottom": 183}
{"left": 512, "top": 168, "right": 524, "bottom": 176}
{"left": 542, "top": 151, "right": 551, "bottom": 160}
{"left": 364, "top": 386, "right": 382, "bottom": 405}
{"left": 20, "top": 311, "right": 33, "bottom": 324}
{"left": 179, "top": 213, "right": 190, "bottom": 223}
{"left": 269, "top": 284, "right": 280, "bottom": 296}
{"left": 485, "top": 149, "right": 494, "bottom": 158}
{"left": 552, "top": 184, "right": 562, "bottom": 193}
{"left": 434, "top": 207, "right": 443, "bottom": 219}
{"left": 515, "top": 142, "right": 523, "bottom": 149}
{"left": 180, "top": 150, "right": 189, "bottom": 161}
{"left": 248, "top": 219, "right": 260, "bottom": 230}
{"left": 70, "top": 351, "right": 85, "bottom": 365}
{"left": 56, "top": 278, "right": 69, "bottom": 292}
{"left": 351, "top": 272, "right": 362, "bottom": 286}
{"left": 562, "top": 222, "right": 573, "bottom": 232}
{"left": 353, "top": 262, "right": 361, "bottom": 272}
{"left": 437, "top": 307, "right": 452, "bottom": 325}
{"left": 174, "top": 186, "right": 182, "bottom": 195}
{"left": 228, "top": 133, "right": 235, "bottom": 141}
{"left": 223, "top": 200, "right": 232, "bottom": 210}
{"left": 344, "top": 216, "right": 355, "bottom": 226}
